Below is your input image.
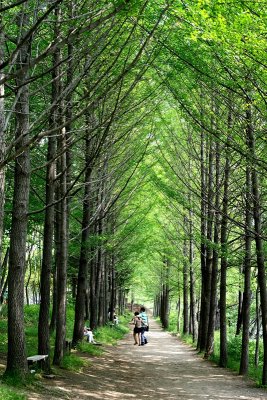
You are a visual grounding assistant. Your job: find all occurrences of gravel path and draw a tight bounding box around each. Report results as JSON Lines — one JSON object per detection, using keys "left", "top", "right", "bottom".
{"left": 28, "top": 318, "right": 267, "bottom": 400}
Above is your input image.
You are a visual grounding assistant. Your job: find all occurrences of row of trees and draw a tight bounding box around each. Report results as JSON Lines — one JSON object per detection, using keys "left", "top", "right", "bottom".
{"left": 146, "top": 0, "right": 267, "bottom": 385}
{"left": 0, "top": 0, "right": 170, "bottom": 377}
{"left": 1, "top": 0, "right": 267, "bottom": 388}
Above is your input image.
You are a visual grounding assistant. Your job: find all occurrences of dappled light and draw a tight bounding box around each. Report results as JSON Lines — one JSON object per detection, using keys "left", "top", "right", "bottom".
{"left": 1, "top": 0, "right": 267, "bottom": 397}
{"left": 27, "top": 320, "right": 266, "bottom": 400}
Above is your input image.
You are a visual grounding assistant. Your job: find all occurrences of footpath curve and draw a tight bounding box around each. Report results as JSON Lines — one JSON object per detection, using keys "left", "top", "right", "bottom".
{"left": 29, "top": 318, "right": 267, "bottom": 400}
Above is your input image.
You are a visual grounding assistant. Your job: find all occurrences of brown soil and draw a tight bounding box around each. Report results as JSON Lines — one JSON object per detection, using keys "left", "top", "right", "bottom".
{"left": 17, "top": 319, "right": 267, "bottom": 399}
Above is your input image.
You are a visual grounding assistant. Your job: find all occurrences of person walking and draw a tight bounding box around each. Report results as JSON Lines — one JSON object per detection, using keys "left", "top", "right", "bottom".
{"left": 139, "top": 306, "right": 149, "bottom": 345}
{"left": 131, "top": 311, "right": 143, "bottom": 346}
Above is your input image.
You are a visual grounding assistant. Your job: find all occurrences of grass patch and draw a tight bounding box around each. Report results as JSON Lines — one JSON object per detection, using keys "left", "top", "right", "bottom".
{"left": 77, "top": 341, "right": 104, "bottom": 356}
{"left": 0, "top": 385, "right": 27, "bottom": 400}
{"left": 163, "top": 311, "right": 265, "bottom": 387}
{"left": 0, "top": 305, "right": 131, "bottom": 394}
{"left": 208, "top": 331, "right": 264, "bottom": 385}
{"left": 1, "top": 372, "right": 37, "bottom": 400}
{"left": 180, "top": 333, "right": 195, "bottom": 346}
{"left": 60, "top": 353, "right": 89, "bottom": 371}
{"left": 92, "top": 312, "right": 130, "bottom": 346}
{"left": 94, "top": 323, "right": 129, "bottom": 346}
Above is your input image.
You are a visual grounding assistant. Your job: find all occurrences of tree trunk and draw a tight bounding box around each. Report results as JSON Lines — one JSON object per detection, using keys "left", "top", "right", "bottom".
{"left": 246, "top": 97, "right": 267, "bottom": 385}
{"left": 239, "top": 164, "right": 252, "bottom": 375}
{"left": 53, "top": 134, "right": 68, "bottom": 365}
{"left": 0, "top": 248, "right": 9, "bottom": 304}
{"left": 254, "top": 287, "right": 260, "bottom": 367}
{"left": 161, "top": 259, "right": 170, "bottom": 329}
{"left": 90, "top": 220, "right": 98, "bottom": 329}
{"left": 0, "top": 9, "right": 5, "bottom": 268}
{"left": 161, "top": 283, "right": 169, "bottom": 329}
{"left": 37, "top": 51, "right": 57, "bottom": 368}
{"left": 198, "top": 129, "right": 207, "bottom": 351}
{"left": 189, "top": 208, "right": 197, "bottom": 342}
{"left": 53, "top": 127, "right": 68, "bottom": 365}
{"left": 109, "top": 255, "right": 116, "bottom": 321}
{"left": 219, "top": 115, "right": 231, "bottom": 368}
{"left": 49, "top": 268, "right": 57, "bottom": 333}
{"left": 205, "top": 140, "right": 220, "bottom": 358}
{"left": 53, "top": 5, "right": 68, "bottom": 366}
{"left": 236, "top": 289, "right": 243, "bottom": 336}
{"left": 183, "top": 225, "right": 189, "bottom": 334}
{"left": 199, "top": 135, "right": 214, "bottom": 352}
{"left": 72, "top": 136, "right": 92, "bottom": 346}
{"left": 5, "top": 9, "right": 31, "bottom": 378}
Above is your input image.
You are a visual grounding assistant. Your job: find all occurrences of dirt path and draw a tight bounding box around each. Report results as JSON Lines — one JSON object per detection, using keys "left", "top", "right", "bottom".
{"left": 28, "top": 318, "right": 267, "bottom": 400}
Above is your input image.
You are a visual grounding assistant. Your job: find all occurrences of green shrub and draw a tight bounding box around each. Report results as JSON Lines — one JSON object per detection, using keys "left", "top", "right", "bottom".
{"left": 24, "top": 305, "right": 40, "bottom": 325}
{"left": 167, "top": 311, "right": 178, "bottom": 333}
{"left": 180, "top": 333, "right": 194, "bottom": 345}
{"left": 227, "top": 334, "right": 242, "bottom": 360}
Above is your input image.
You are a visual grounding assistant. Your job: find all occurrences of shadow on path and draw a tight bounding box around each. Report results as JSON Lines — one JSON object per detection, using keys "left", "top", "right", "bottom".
{"left": 29, "top": 318, "right": 267, "bottom": 400}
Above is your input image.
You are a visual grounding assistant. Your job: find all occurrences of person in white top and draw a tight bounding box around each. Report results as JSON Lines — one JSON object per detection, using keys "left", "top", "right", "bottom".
{"left": 84, "top": 327, "right": 96, "bottom": 343}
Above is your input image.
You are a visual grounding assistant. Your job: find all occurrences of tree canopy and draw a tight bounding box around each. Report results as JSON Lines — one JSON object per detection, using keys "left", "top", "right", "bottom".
{"left": 1, "top": 0, "right": 267, "bottom": 387}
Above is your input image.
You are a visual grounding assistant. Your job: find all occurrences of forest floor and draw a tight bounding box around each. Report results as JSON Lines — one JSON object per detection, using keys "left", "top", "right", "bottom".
{"left": 8, "top": 319, "right": 267, "bottom": 399}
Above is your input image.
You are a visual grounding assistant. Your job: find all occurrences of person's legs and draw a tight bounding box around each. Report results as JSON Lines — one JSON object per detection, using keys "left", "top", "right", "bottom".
{"left": 133, "top": 329, "right": 138, "bottom": 344}
{"left": 144, "top": 327, "right": 148, "bottom": 343}
{"left": 138, "top": 330, "right": 142, "bottom": 346}
{"left": 140, "top": 328, "right": 145, "bottom": 345}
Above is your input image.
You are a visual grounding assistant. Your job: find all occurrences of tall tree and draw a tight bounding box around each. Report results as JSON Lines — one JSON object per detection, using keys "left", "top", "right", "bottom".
{"left": 239, "top": 160, "right": 252, "bottom": 375}
{"left": 5, "top": 7, "right": 31, "bottom": 378}
{"left": 246, "top": 95, "right": 267, "bottom": 385}
{"left": 0, "top": 3, "right": 5, "bottom": 269}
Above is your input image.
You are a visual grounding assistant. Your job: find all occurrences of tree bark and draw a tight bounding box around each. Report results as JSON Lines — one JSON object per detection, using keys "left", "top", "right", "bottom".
{"left": 205, "top": 140, "right": 220, "bottom": 358}
{"left": 38, "top": 134, "right": 56, "bottom": 368}
{"left": 53, "top": 131, "right": 68, "bottom": 365}
{"left": 189, "top": 210, "right": 197, "bottom": 340}
{"left": 53, "top": 5, "right": 68, "bottom": 367}
{"left": 72, "top": 136, "right": 92, "bottom": 346}
{"left": 183, "top": 223, "right": 189, "bottom": 334}
{"left": 5, "top": 8, "right": 31, "bottom": 378}
{"left": 0, "top": 9, "right": 5, "bottom": 268}
{"left": 254, "top": 287, "right": 260, "bottom": 367}
{"left": 219, "top": 115, "right": 231, "bottom": 368}
{"left": 239, "top": 164, "right": 252, "bottom": 375}
{"left": 236, "top": 289, "right": 243, "bottom": 336}
{"left": 199, "top": 134, "right": 214, "bottom": 352}
{"left": 197, "top": 129, "right": 207, "bottom": 351}
{"left": 246, "top": 97, "right": 267, "bottom": 385}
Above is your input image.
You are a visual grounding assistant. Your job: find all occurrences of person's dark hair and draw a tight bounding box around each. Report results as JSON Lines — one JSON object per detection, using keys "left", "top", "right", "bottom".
{"left": 134, "top": 311, "right": 139, "bottom": 316}
{"left": 140, "top": 307, "right": 145, "bottom": 312}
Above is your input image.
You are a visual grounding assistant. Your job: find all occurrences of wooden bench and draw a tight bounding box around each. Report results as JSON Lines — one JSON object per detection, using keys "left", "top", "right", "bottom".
{"left": 27, "top": 354, "right": 48, "bottom": 368}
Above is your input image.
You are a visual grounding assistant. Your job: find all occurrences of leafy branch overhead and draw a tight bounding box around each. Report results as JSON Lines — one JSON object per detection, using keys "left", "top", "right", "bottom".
{"left": 0, "top": 0, "right": 267, "bottom": 387}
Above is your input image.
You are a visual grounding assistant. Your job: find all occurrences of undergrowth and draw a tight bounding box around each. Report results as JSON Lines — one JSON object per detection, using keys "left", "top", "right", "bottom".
{"left": 61, "top": 353, "right": 90, "bottom": 371}
{"left": 0, "top": 386, "right": 27, "bottom": 400}
{"left": 165, "top": 310, "right": 264, "bottom": 387}
{"left": 0, "top": 305, "right": 130, "bottom": 398}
